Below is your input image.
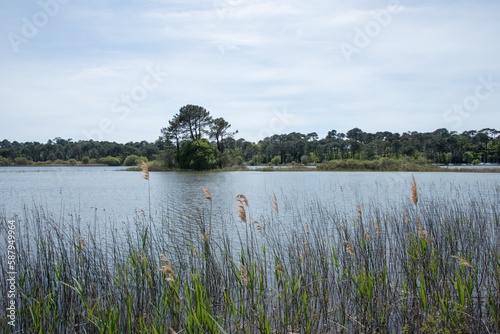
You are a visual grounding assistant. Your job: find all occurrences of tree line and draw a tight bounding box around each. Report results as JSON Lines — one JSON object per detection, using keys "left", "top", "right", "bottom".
{"left": 1, "top": 105, "right": 499, "bottom": 169}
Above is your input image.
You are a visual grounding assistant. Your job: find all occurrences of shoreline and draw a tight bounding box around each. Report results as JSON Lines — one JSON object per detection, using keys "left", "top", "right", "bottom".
{"left": 2, "top": 164, "right": 500, "bottom": 173}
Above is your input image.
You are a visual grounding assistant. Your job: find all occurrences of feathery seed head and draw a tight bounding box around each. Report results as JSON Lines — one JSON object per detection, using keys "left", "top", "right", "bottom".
{"left": 235, "top": 194, "right": 249, "bottom": 207}
{"left": 344, "top": 240, "right": 355, "bottom": 256}
{"left": 410, "top": 174, "right": 418, "bottom": 206}
{"left": 141, "top": 160, "right": 149, "bottom": 181}
{"left": 201, "top": 186, "right": 212, "bottom": 201}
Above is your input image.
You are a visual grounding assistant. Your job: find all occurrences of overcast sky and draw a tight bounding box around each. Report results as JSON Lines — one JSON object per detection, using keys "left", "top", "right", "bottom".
{"left": 1, "top": 0, "right": 499, "bottom": 143}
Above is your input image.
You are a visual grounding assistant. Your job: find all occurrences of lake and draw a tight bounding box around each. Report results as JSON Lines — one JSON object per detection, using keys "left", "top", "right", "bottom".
{"left": 1, "top": 166, "right": 499, "bottom": 242}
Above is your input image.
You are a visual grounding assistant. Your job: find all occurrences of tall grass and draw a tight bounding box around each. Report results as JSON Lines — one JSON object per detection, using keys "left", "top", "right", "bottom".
{"left": 1, "top": 178, "right": 499, "bottom": 333}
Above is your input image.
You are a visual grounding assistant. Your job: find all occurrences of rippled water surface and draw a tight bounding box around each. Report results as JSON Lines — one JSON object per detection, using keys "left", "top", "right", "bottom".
{"left": 1, "top": 167, "right": 499, "bottom": 240}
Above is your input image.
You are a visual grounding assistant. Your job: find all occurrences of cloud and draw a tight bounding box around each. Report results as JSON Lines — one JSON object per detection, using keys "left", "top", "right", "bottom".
{"left": 0, "top": 0, "right": 499, "bottom": 143}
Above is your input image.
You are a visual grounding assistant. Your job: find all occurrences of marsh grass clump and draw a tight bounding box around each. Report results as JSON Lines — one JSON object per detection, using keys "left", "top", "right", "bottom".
{"left": 1, "top": 180, "right": 499, "bottom": 333}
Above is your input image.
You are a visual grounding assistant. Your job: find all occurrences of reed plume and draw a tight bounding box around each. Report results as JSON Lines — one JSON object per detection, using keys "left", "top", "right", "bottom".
{"left": 451, "top": 255, "right": 473, "bottom": 268}
{"left": 272, "top": 192, "right": 279, "bottom": 214}
{"left": 201, "top": 186, "right": 212, "bottom": 201}
{"left": 141, "top": 160, "right": 151, "bottom": 221}
{"left": 236, "top": 194, "right": 249, "bottom": 207}
{"left": 410, "top": 174, "right": 418, "bottom": 207}
{"left": 141, "top": 160, "right": 149, "bottom": 180}
{"left": 159, "top": 254, "right": 175, "bottom": 281}
{"left": 236, "top": 204, "right": 247, "bottom": 223}
{"left": 344, "top": 241, "right": 355, "bottom": 256}
{"left": 240, "top": 264, "right": 248, "bottom": 286}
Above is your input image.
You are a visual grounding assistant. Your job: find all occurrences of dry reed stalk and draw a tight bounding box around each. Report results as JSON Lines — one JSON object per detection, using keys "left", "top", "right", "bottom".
{"left": 159, "top": 254, "right": 170, "bottom": 265}
{"left": 364, "top": 229, "right": 371, "bottom": 241}
{"left": 159, "top": 254, "right": 175, "bottom": 280}
{"left": 275, "top": 264, "right": 284, "bottom": 274}
{"left": 417, "top": 220, "right": 428, "bottom": 238}
{"left": 373, "top": 221, "right": 381, "bottom": 236}
{"left": 201, "top": 226, "right": 215, "bottom": 241}
{"left": 344, "top": 241, "right": 355, "bottom": 256}
{"left": 78, "top": 236, "right": 85, "bottom": 249}
{"left": 141, "top": 160, "right": 149, "bottom": 180}
{"left": 272, "top": 192, "right": 278, "bottom": 214}
{"left": 236, "top": 204, "right": 247, "bottom": 223}
{"left": 410, "top": 174, "right": 418, "bottom": 206}
{"left": 451, "top": 255, "right": 473, "bottom": 268}
{"left": 236, "top": 194, "right": 249, "bottom": 207}
{"left": 356, "top": 204, "right": 362, "bottom": 217}
{"left": 416, "top": 220, "right": 434, "bottom": 244}
{"left": 304, "top": 241, "right": 310, "bottom": 252}
{"left": 240, "top": 264, "right": 248, "bottom": 286}
{"left": 201, "top": 186, "right": 212, "bottom": 201}
{"left": 252, "top": 220, "right": 262, "bottom": 233}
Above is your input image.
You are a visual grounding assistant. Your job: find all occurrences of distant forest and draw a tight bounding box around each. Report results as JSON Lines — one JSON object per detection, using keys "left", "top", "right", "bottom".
{"left": 1, "top": 127, "right": 499, "bottom": 168}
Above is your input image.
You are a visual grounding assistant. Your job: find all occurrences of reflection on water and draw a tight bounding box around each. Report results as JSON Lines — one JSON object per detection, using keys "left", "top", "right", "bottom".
{"left": 1, "top": 167, "right": 499, "bottom": 243}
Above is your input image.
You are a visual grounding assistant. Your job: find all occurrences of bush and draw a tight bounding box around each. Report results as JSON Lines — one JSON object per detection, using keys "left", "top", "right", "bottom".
{"left": 82, "top": 156, "right": 90, "bottom": 164}
{"left": 271, "top": 155, "right": 281, "bottom": 166}
{"left": 0, "top": 156, "right": 9, "bottom": 166}
{"left": 179, "top": 139, "right": 218, "bottom": 170}
{"left": 54, "top": 159, "right": 68, "bottom": 165}
{"left": 69, "top": 159, "right": 78, "bottom": 166}
{"left": 235, "top": 156, "right": 244, "bottom": 165}
{"left": 99, "top": 156, "right": 121, "bottom": 166}
{"left": 301, "top": 155, "right": 311, "bottom": 165}
{"left": 145, "top": 160, "right": 164, "bottom": 171}
{"left": 14, "top": 157, "right": 32, "bottom": 165}
{"left": 124, "top": 155, "right": 141, "bottom": 166}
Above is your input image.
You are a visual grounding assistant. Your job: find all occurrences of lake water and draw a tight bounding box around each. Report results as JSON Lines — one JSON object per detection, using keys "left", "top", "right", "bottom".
{"left": 1, "top": 167, "right": 499, "bottom": 242}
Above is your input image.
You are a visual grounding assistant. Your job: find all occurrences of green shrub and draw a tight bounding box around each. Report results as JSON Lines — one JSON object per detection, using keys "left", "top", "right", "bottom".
{"left": 179, "top": 139, "right": 218, "bottom": 170}
{"left": 82, "top": 156, "right": 90, "bottom": 164}
{"left": 145, "top": 160, "right": 164, "bottom": 171}
{"left": 235, "top": 156, "right": 244, "bottom": 165}
{"left": 99, "top": 156, "right": 121, "bottom": 166}
{"left": 14, "top": 157, "right": 32, "bottom": 165}
{"left": 124, "top": 155, "right": 141, "bottom": 166}
{"left": 271, "top": 155, "right": 281, "bottom": 166}
{"left": 69, "top": 159, "right": 78, "bottom": 165}
{"left": 54, "top": 159, "right": 68, "bottom": 165}
{"left": 0, "top": 156, "right": 9, "bottom": 166}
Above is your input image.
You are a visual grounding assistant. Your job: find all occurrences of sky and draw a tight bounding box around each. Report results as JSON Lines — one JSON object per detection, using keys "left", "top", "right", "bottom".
{"left": 1, "top": 0, "right": 499, "bottom": 144}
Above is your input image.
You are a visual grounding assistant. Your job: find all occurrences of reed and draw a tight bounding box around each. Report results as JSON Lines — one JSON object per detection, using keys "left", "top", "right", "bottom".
{"left": 1, "top": 178, "right": 499, "bottom": 333}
